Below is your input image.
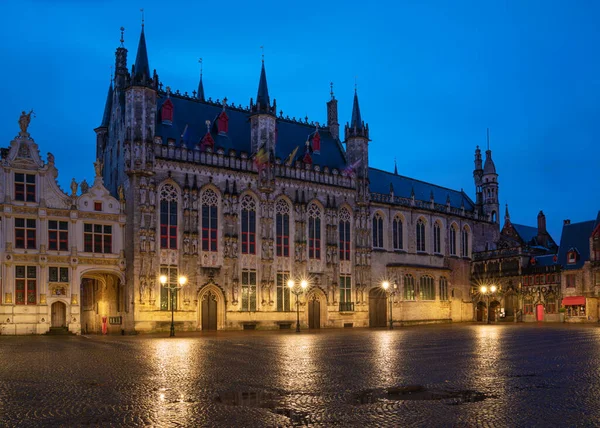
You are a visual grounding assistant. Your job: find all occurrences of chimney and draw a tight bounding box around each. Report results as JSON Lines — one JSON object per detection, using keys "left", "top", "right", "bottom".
{"left": 537, "top": 211, "right": 547, "bottom": 234}
{"left": 564, "top": 219, "right": 571, "bottom": 225}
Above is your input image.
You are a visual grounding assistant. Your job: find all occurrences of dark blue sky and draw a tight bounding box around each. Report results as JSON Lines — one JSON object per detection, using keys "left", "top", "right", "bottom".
{"left": 2, "top": 0, "right": 598, "bottom": 240}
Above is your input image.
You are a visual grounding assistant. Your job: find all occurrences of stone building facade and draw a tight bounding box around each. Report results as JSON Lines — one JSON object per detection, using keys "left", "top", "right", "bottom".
{"left": 0, "top": 120, "right": 126, "bottom": 335}
{"left": 94, "top": 24, "right": 500, "bottom": 333}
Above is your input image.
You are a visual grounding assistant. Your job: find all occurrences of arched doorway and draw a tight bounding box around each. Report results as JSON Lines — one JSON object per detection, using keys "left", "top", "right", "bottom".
{"left": 80, "top": 271, "right": 124, "bottom": 334}
{"left": 369, "top": 288, "right": 387, "bottom": 327}
{"left": 489, "top": 301, "right": 500, "bottom": 322}
{"left": 202, "top": 291, "right": 217, "bottom": 331}
{"left": 476, "top": 301, "right": 486, "bottom": 322}
{"left": 536, "top": 304, "right": 544, "bottom": 321}
{"left": 51, "top": 301, "right": 66, "bottom": 327}
{"left": 308, "top": 296, "right": 320, "bottom": 329}
{"left": 504, "top": 292, "right": 517, "bottom": 318}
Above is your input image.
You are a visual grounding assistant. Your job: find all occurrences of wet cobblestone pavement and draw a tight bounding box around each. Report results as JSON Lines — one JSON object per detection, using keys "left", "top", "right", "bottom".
{"left": 1, "top": 323, "right": 600, "bottom": 427}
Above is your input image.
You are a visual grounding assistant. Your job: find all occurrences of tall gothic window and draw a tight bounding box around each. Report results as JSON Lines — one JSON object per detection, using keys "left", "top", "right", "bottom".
{"left": 275, "top": 199, "right": 290, "bottom": 257}
{"left": 241, "top": 270, "right": 257, "bottom": 311}
{"left": 201, "top": 189, "right": 218, "bottom": 252}
{"left": 461, "top": 226, "right": 470, "bottom": 257}
{"left": 339, "top": 275, "right": 352, "bottom": 309}
{"left": 241, "top": 195, "right": 257, "bottom": 255}
{"left": 404, "top": 274, "right": 415, "bottom": 300}
{"left": 160, "top": 184, "right": 178, "bottom": 249}
{"left": 339, "top": 208, "right": 351, "bottom": 261}
{"left": 450, "top": 224, "right": 457, "bottom": 256}
{"left": 276, "top": 272, "right": 291, "bottom": 311}
{"left": 308, "top": 203, "right": 321, "bottom": 259}
{"left": 416, "top": 218, "right": 426, "bottom": 252}
{"left": 393, "top": 216, "right": 403, "bottom": 250}
{"left": 433, "top": 222, "right": 441, "bottom": 254}
{"left": 372, "top": 213, "right": 384, "bottom": 249}
{"left": 160, "top": 265, "right": 178, "bottom": 311}
{"left": 439, "top": 277, "right": 448, "bottom": 301}
{"left": 420, "top": 276, "right": 435, "bottom": 300}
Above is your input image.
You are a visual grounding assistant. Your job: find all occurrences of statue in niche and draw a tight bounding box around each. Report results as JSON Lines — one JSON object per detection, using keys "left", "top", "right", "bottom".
{"left": 149, "top": 185, "right": 156, "bottom": 206}
{"left": 139, "top": 233, "right": 147, "bottom": 252}
{"left": 231, "top": 279, "right": 239, "bottom": 304}
{"left": 183, "top": 192, "right": 190, "bottom": 210}
{"left": 183, "top": 235, "right": 190, "bottom": 254}
{"left": 140, "top": 185, "right": 147, "bottom": 206}
{"left": 191, "top": 236, "right": 198, "bottom": 254}
{"left": 149, "top": 233, "right": 156, "bottom": 252}
{"left": 231, "top": 240, "right": 238, "bottom": 258}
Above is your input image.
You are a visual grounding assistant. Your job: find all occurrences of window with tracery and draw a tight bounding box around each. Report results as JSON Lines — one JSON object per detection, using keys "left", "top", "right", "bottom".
{"left": 461, "top": 226, "right": 470, "bottom": 257}
{"left": 339, "top": 208, "right": 351, "bottom": 261}
{"left": 433, "top": 222, "right": 441, "bottom": 253}
{"left": 420, "top": 275, "right": 435, "bottom": 300}
{"left": 160, "top": 184, "right": 178, "bottom": 249}
{"left": 393, "top": 216, "right": 403, "bottom": 250}
{"left": 372, "top": 213, "right": 384, "bottom": 249}
{"left": 241, "top": 195, "right": 256, "bottom": 254}
{"left": 308, "top": 203, "right": 321, "bottom": 259}
{"left": 404, "top": 274, "right": 415, "bottom": 300}
{"left": 450, "top": 225, "right": 458, "bottom": 256}
{"left": 201, "top": 189, "right": 218, "bottom": 252}
{"left": 439, "top": 277, "right": 448, "bottom": 301}
{"left": 275, "top": 199, "right": 290, "bottom": 257}
{"left": 416, "top": 219, "right": 426, "bottom": 252}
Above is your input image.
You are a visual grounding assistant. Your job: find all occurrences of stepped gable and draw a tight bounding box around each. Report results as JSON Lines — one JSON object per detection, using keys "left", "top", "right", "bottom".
{"left": 557, "top": 220, "right": 596, "bottom": 270}
{"left": 155, "top": 92, "right": 347, "bottom": 170}
{"left": 368, "top": 167, "right": 475, "bottom": 211}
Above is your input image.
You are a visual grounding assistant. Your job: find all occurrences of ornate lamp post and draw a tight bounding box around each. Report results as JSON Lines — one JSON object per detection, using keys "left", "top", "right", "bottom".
{"left": 160, "top": 274, "right": 187, "bottom": 337}
{"left": 382, "top": 281, "right": 397, "bottom": 330}
{"left": 480, "top": 285, "right": 497, "bottom": 324}
{"left": 287, "top": 278, "right": 308, "bottom": 333}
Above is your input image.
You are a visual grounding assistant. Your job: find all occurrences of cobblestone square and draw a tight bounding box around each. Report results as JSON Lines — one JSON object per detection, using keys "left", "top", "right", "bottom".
{"left": 1, "top": 324, "right": 599, "bottom": 427}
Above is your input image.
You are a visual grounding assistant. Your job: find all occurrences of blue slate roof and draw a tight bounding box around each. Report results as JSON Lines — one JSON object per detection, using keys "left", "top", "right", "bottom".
{"left": 557, "top": 220, "right": 595, "bottom": 270}
{"left": 594, "top": 211, "right": 600, "bottom": 231}
{"left": 155, "top": 94, "right": 347, "bottom": 170}
{"left": 133, "top": 28, "right": 150, "bottom": 80}
{"left": 533, "top": 254, "right": 558, "bottom": 267}
{"left": 512, "top": 224, "right": 539, "bottom": 245}
{"left": 368, "top": 168, "right": 475, "bottom": 211}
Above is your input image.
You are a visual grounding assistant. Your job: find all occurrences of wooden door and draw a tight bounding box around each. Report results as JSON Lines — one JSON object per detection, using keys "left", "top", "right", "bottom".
{"left": 369, "top": 288, "right": 387, "bottom": 327}
{"left": 536, "top": 304, "right": 544, "bottom": 321}
{"left": 476, "top": 302, "right": 486, "bottom": 322}
{"left": 51, "top": 302, "right": 66, "bottom": 327}
{"left": 202, "top": 292, "right": 217, "bottom": 331}
{"left": 308, "top": 298, "right": 320, "bottom": 329}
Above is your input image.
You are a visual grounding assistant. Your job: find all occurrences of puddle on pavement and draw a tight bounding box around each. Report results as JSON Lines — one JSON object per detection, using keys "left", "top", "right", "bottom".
{"left": 215, "top": 391, "right": 314, "bottom": 425}
{"left": 353, "top": 385, "right": 491, "bottom": 405}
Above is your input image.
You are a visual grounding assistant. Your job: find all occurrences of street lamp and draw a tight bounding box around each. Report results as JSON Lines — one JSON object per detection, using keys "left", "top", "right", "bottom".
{"left": 480, "top": 284, "right": 497, "bottom": 324}
{"left": 288, "top": 278, "right": 308, "bottom": 332}
{"left": 382, "top": 281, "right": 397, "bottom": 330}
{"left": 160, "top": 274, "right": 187, "bottom": 337}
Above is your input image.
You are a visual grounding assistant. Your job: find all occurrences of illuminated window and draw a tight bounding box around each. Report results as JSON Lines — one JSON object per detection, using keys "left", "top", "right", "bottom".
{"left": 276, "top": 272, "right": 291, "bottom": 312}
{"left": 159, "top": 265, "right": 178, "bottom": 311}
{"left": 201, "top": 189, "right": 218, "bottom": 252}
{"left": 439, "top": 277, "right": 448, "bottom": 301}
{"left": 241, "top": 195, "right": 257, "bottom": 255}
{"left": 308, "top": 203, "right": 321, "bottom": 259}
{"left": 241, "top": 270, "right": 257, "bottom": 311}
{"left": 160, "top": 184, "right": 178, "bottom": 249}
{"left": 339, "top": 208, "right": 351, "bottom": 261}
{"left": 404, "top": 274, "right": 415, "bottom": 300}
{"left": 420, "top": 276, "right": 435, "bottom": 300}
{"left": 275, "top": 199, "right": 290, "bottom": 257}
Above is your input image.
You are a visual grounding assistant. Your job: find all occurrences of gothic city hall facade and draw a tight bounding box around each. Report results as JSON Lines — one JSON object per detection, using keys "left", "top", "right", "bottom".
{"left": 0, "top": 25, "right": 501, "bottom": 334}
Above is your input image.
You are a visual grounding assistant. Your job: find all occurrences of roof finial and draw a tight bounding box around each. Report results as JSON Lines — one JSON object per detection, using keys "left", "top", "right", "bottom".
{"left": 330, "top": 81, "right": 334, "bottom": 100}
{"left": 199, "top": 57, "right": 203, "bottom": 77}
{"left": 486, "top": 128, "right": 490, "bottom": 151}
{"left": 140, "top": 8, "right": 145, "bottom": 29}
{"left": 119, "top": 26, "right": 125, "bottom": 47}
{"left": 354, "top": 76, "right": 358, "bottom": 93}
{"left": 205, "top": 120, "right": 211, "bottom": 132}
{"left": 260, "top": 45, "right": 264, "bottom": 63}
{"left": 110, "top": 65, "right": 113, "bottom": 83}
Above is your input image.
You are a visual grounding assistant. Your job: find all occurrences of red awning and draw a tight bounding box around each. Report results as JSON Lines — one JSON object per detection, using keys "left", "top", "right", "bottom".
{"left": 562, "top": 296, "right": 586, "bottom": 306}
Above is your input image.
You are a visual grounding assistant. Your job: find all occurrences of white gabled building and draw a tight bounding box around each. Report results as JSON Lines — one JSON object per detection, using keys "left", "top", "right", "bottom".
{"left": 0, "top": 116, "right": 126, "bottom": 335}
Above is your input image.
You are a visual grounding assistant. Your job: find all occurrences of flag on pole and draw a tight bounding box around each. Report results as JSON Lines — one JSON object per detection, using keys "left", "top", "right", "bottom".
{"left": 342, "top": 159, "right": 361, "bottom": 177}
{"left": 181, "top": 124, "right": 190, "bottom": 144}
{"left": 254, "top": 145, "right": 269, "bottom": 172}
{"left": 284, "top": 146, "right": 299, "bottom": 166}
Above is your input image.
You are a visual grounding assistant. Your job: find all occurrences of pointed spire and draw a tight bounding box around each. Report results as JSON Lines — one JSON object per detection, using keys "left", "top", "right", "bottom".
{"left": 197, "top": 58, "right": 205, "bottom": 101}
{"left": 394, "top": 157, "right": 398, "bottom": 175}
{"left": 256, "top": 57, "right": 270, "bottom": 109}
{"left": 350, "top": 86, "right": 363, "bottom": 130}
{"left": 505, "top": 204, "right": 511, "bottom": 222}
{"left": 133, "top": 12, "right": 150, "bottom": 82}
{"left": 99, "top": 78, "right": 114, "bottom": 128}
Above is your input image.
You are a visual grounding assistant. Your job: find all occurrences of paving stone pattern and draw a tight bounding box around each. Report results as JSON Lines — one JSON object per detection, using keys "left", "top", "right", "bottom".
{"left": 1, "top": 324, "right": 600, "bottom": 427}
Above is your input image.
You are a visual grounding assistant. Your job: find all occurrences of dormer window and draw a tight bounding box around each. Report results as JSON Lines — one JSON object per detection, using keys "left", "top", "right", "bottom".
{"left": 312, "top": 130, "right": 321, "bottom": 154}
{"left": 567, "top": 251, "right": 577, "bottom": 264}
{"left": 217, "top": 110, "right": 229, "bottom": 134}
{"left": 15, "top": 173, "right": 35, "bottom": 202}
{"left": 161, "top": 98, "right": 174, "bottom": 125}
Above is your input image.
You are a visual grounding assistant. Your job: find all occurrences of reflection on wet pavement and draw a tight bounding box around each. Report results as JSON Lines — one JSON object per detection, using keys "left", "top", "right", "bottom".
{"left": 1, "top": 324, "right": 600, "bottom": 426}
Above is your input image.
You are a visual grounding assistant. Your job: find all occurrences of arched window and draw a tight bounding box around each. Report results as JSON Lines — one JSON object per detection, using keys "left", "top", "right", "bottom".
{"left": 450, "top": 224, "right": 457, "bottom": 256}
{"left": 403, "top": 274, "right": 415, "bottom": 300}
{"left": 491, "top": 211, "right": 497, "bottom": 223}
{"left": 420, "top": 276, "right": 435, "bottom": 300}
{"left": 308, "top": 203, "right": 321, "bottom": 259}
{"left": 241, "top": 195, "right": 256, "bottom": 254}
{"left": 339, "top": 208, "right": 351, "bottom": 261}
{"left": 160, "top": 184, "right": 178, "bottom": 249}
{"left": 275, "top": 199, "right": 290, "bottom": 257}
{"left": 393, "top": 216, "right": 403, "bottom": 250}
{"left": 416, "top": 219, "right": 426, "bottom": 252}
{"left": 201, "top": 189, "right": 218, "bottom": 252}
{"left": 433, "top": 222, "right": 441, "bottom": 254}
{"left": 439, "top": 277, "right": 448, "bottom": 301}
{"left": 373, "top": 213, "right": 384, "bottom": 249}
{"left": 461, "top": 226, "right": 470, "bottom": 257}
